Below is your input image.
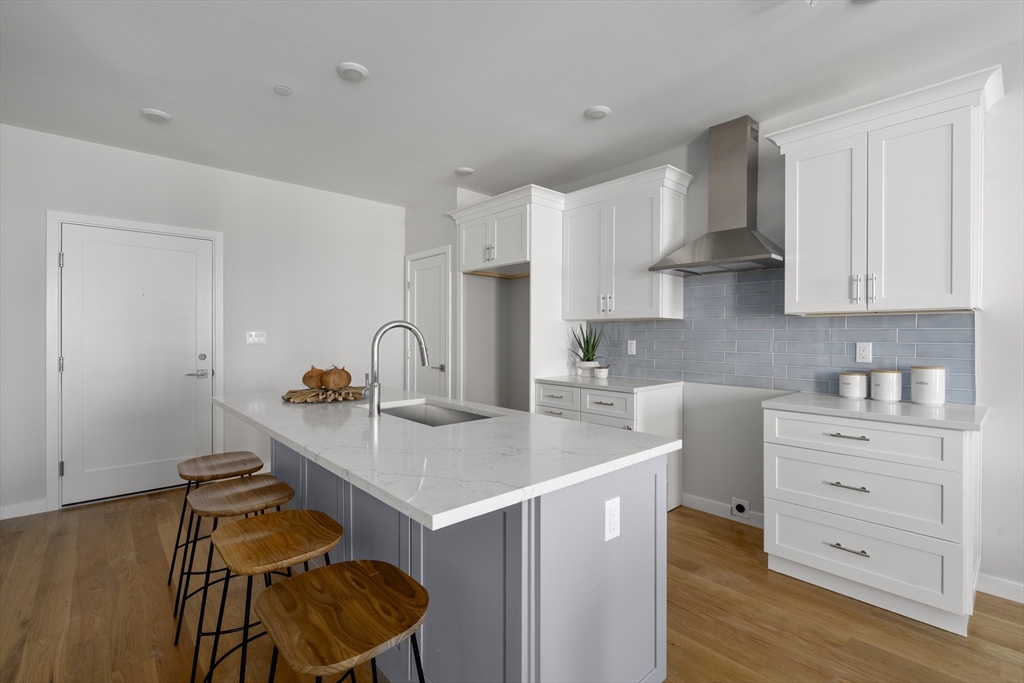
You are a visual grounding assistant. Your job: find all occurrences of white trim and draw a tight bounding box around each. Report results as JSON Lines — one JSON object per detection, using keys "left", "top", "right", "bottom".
{"left": 977, "top": 573, "right": 1024, "bottom": 604}
{"left": 45, "top": 211, "right": 225, "bottom": 511}
{"left": 447, "top": 184, "right": 564, "bottom": 223}
{"left": 563, "top": 164, "right": 693, "bottom": 210}
{"left": 404, "top": 245, "right": 452, "bottom": 398}
{"left": 0, "top": 498, "right": 47, "bottom": 521}
{"left": 680, "top": 493, "right": 764, "bottom": 529}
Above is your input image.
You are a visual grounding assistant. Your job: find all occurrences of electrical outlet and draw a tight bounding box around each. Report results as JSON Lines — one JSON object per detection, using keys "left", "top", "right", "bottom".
{"left": 246, "top": 331, "right": 267, "bottom": 344}
{"left": 856, "top": 342, "right": 872, "bottom": 363}
{"left": 627, "top": 340, "right": 636, "bottom": 355}
{"left": 605, "top": 497, "right": 620, "bottom": 541}
{"left": 731, "top": 498, "right": 750, "bottom": 519}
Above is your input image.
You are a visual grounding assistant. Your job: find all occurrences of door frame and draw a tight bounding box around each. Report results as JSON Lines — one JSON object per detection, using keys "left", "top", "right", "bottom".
{"left": 404, "top": 245, "right": 451, "bottom": 398}
{"left": 45, "top": 211, "right": 224, "bottom": 511}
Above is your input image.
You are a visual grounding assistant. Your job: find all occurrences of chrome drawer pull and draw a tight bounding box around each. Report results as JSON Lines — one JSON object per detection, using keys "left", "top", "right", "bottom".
{"left": 545, "top": 394, "right": 564, "bottom": 399}
{"left": 826, "top": 542, "right": 869, "bottom": 558}
{"left": 829, "top": 432, "right": 869, "bottom": 441}
{"left": 594, "top": 401, "right": 615, "bottom": 406}
{"left": 546, "top": 410, "right": 563, "bottom": 416}
{"left": 825, "top": 481, "right": 870, "bottom": 493}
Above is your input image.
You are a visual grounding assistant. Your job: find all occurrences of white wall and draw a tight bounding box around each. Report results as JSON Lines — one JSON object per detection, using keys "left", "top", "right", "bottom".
{"left": 0, "top": 124, "right": 406, "bottom": 514}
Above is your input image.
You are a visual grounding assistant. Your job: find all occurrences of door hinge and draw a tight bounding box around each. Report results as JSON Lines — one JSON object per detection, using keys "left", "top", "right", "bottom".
{"left": 59, "top": 461, "right": 64, "bottom": 477}
{"left": 59, "top": 356, "right": 64, "bottom": 372}
{"left": 58, "top": 252, "right": 64, "bottom": 268}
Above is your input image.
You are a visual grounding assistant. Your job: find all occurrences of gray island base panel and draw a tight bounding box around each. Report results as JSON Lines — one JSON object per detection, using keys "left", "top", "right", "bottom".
{"left": 214, "top": 390, "right": 675, "bottom": 683}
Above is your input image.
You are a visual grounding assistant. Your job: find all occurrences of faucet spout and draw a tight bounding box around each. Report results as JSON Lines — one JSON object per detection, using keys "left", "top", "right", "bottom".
{"left": 368, "top": 320, "right": 429, "bottom": 418}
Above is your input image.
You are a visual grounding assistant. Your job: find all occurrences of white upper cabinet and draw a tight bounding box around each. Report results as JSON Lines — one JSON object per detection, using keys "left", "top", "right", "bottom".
{"left": 562, "top": 166, "right": 692, "bottom": 321}
{"left": 768, "top": 66, "right": 1003, "bottom": 314}
{"left": 450, "top": 186, "right": 564, "bottom": 273}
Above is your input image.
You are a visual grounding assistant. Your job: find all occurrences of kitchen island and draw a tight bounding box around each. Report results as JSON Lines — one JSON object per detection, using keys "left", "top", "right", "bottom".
{"left": 215, "top": 388, "right": 679, "bottom": 683}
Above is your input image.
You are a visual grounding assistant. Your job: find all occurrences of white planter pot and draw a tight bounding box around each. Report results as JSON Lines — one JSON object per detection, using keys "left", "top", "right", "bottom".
{"left": 576, "top": 361, "right": 599, "bottom": 376}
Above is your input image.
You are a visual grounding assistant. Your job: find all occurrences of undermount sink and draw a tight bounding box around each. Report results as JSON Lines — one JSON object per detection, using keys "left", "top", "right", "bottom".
{"left": 381, "top": 400, "right": 492, "bottom": 427}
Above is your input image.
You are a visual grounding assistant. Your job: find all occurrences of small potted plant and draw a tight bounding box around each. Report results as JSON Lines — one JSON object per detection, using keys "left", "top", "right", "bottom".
{"left": 569, "top": 324, "right": 604, "bottom": 376}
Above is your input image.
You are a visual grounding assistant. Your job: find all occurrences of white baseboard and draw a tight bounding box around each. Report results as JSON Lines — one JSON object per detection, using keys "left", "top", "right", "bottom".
{"left": 977, "top": 573, "right": 1024, "bottom": 604}
{"left": 681, "top": 493, "right": 764, "bottom": 529}
{"left": 0, "top": 498, "right": 47, "bottom": 521}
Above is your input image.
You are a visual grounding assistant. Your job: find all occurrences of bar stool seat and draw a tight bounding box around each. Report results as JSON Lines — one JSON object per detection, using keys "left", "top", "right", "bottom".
{"left": 188, "top": 474, "right": 294, "bottom": 518}
{"left": 255, "top": 560, "right": 429, "bottom": 682}
{"left": 177, "top": 451, "right": 264, "bottom": 482}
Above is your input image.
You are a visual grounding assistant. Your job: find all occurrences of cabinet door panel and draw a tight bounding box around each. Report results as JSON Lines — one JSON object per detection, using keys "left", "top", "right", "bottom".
{"left": 563, "top": 203, "right": 605, "bottom": 320}
{"left": 785, "top": 134, "right": 868, "bottom": 314}
{"left": 867, "top": 108, "right": 972, "bottom": 311}
{"left": 459, "top": 217, "right": 489, "bottom": 272}
{"left": 607, "top": 189, "right": 660, "bottom": 319}
{"left": 490, "top": 205, "right": 529, "bottom": 267}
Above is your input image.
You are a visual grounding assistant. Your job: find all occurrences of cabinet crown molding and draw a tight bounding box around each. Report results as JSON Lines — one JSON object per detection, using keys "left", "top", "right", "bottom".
{"left": 564, "top": 165, "right": 693, "bottom": 210}
{"left": 766, "top": 65, "right": 1004, "bottom": 152}
{"left": 447, "top": 184, "right": 564, "bottom": 223}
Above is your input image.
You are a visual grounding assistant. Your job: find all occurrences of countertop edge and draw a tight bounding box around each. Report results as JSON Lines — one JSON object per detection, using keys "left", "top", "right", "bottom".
{"left": 761, "top": 394, "right": 988, "bottom": 431}
{"left": 535, "top": 375, "right": 685, "bottom": 393}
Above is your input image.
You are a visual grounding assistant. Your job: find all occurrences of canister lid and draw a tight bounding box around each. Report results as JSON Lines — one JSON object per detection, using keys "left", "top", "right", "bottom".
{"left": 871, "top": 369, "right": 902, "bottom": 373}
{"left": 838, "top": 372, "right": 867, "bottom": 376}
{"left": 911, "top": 366, "right": 946, "bottom": 370}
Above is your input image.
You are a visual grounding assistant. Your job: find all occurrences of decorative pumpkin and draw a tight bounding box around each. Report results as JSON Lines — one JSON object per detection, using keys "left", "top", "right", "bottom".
{"left": 322, "top": 366, "right": 352, "bottom": 391}
{"left": 302, "top": 365, "right": 325, "bottom": 389}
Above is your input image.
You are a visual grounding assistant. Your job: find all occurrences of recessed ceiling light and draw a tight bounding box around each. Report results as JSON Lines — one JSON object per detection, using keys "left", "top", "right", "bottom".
{"left": 584, "top": 106, "right": 611, "bottom": 120}
{"left": 337, "top": 62, "right": 369, "bottom": 82}
{"left": 273, "top": 85, "right": 292, "bottom": 96}
{"left": 140, "top": 108, "right": 171, "bottom": 123}
{"left": 454, "top": 167, "right": 474, "bottom": 177}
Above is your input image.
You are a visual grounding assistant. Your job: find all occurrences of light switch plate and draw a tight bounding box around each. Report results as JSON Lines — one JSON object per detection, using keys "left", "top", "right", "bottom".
{"left": 627, "top": 340, "right": 636, "bottom": 355}
{"left": 605, "top": 497, "right": 620, "bottom": 541}
{"left": 856, "top": 342, "right": 872, "bottom": 363}
{"left": 247, "top": 331, "right": 267, "bottom": 344}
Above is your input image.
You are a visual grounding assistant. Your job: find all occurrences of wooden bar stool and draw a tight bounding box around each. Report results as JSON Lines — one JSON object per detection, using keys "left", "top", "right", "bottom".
{"left": 169, "top": 451, "right": 264, "bottom": 614}
{"left": 254, "top": 560, "right": 430, "bottom": 683}
{"left": 203, "top": 509, "right": 345, "bottom": 683}
{"left": 175, "top": 474, "right": 294, "bottom": 682}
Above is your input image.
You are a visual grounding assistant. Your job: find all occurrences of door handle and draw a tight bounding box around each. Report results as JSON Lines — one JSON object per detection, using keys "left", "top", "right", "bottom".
{"left": 600, "top": 295, "right": 606, "bottom": 313}
{"left": 868, "top": 273, "right": 878, "bottom": 304}
{"left": 853, "top": 274, "right": 862, "bottom": 304}
{"left": 430, "top": 364, "right": 446, "bottom": 372}
{"left": 825, "top": 481, "right": 870, "bottom": 493}
{"left": 826, "top": 541, "right": 870, "bottom": 558}
{"left": 594, "top": 401, "right": 615, "bottom": 406}
{"left": 829, "top": 432, "right": 869, "bottom": 441}
{"left": 186, "top": 370, "right": 209, "bottom": 378}
{"left": 622, "top": 425, "right": 632, "bottom": 431}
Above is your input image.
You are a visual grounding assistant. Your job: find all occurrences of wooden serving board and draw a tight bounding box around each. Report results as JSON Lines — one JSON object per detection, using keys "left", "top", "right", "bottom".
{"left": 282, "top": 386, "right": 365, "bottom": 403}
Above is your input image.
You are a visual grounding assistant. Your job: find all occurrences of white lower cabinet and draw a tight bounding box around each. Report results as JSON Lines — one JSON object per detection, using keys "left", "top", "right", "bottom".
{"left": 536, "top": 378, "right": 683, "bottom": 510}
{"left": 763, "top": 404, "right": 982, "bottom": 635}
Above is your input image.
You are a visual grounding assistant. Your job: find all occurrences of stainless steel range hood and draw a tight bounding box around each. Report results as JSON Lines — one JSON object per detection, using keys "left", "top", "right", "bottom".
{"left": 650, "top": 116, "right": 784, "bottom": 276}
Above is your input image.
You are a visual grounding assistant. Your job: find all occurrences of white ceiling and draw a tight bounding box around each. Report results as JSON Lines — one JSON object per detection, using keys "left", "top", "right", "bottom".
{"left": 1, "top": 1, "right": 1021, "bottom": 207}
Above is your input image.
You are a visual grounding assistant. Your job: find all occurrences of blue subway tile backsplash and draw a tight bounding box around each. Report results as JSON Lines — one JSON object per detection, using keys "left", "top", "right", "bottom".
{"left": 593, "top": 268, "right": 976, "bottom": 405}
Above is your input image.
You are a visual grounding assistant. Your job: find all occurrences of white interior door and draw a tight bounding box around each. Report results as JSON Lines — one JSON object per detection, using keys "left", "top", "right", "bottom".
{"left": 60, "top": 223, "right": 214, "bottom": 504}
{"left": 406, "top": 249, "right": 449, "bottom": 397}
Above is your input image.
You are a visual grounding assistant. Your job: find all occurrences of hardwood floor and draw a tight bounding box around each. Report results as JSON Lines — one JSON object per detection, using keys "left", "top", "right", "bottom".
{"left": 1, "top": 489, "right": 1021, "bottom": 682}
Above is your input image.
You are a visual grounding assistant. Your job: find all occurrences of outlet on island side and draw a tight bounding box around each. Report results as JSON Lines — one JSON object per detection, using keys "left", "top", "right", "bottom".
{"left": 731, "top": 497, "right": 750, "bottom": 520}
{"left": 605, "top": 497, "right": 620, "bottom": 541}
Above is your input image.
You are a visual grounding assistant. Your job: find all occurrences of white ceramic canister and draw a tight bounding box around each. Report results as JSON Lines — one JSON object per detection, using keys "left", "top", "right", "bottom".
{"left": 838, "top": 372, "right": 868, "bottom": 399}
{"left": 911, "top": 366, "right": 946, "bottom": 406}
{"left": 871, "top": 370, "right": 902, "bottom": 402}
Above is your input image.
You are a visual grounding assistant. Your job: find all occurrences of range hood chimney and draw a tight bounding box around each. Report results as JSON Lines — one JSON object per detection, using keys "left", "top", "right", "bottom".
{"left": 650, "top": 116, "right": 784, "bottom": 276}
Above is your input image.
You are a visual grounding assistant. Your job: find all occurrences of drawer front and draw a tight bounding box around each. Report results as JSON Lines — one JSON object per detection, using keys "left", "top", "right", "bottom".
{"left": 765, "top": 499, "right": 965, "bottom": 614}
{"left": 581, "top": 412, "right": 636, "bottom": 432}
{"left": 765, "top": 443, "right": 963, "bottom": 542}
{"left": 537, "top": 407, "right": 579, "bottom": 421}
{"left": 582, "top": 388, "right": 635, "bottom": 419}
{"left": 535, "top": 384, "right": 581, "bottom": 410}
{"left": 764, "top": 410, "right": 964, "bottom": 471}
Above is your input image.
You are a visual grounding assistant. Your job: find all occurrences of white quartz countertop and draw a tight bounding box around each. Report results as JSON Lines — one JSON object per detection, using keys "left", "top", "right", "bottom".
{"left": 214, "top": 389, "right": 680, "bottom": 530}
{"left": 763, "top": 392, "right": 988, "bottom": 431}
{"left": 536, "top": 375, "right": 684, "bottom": 393}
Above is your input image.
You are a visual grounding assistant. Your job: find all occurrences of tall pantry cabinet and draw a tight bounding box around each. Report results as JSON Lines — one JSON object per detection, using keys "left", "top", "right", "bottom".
{"left": 767, "top": 66, "right": 1003, "bottom": 315}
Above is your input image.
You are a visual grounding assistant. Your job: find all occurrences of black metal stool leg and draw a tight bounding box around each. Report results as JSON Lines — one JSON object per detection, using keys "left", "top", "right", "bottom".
{"left": 238, "top": 574, "right": 253, "bottom": 683}
{"left": 325, "top": 551, "right": 331, "bottom": 565}
{"left": 174, "top": 506, "right": 198, "bottom": 618}
{"left": 168, "top": 481, "right": 193, "bottom": 585}
{"left": 304, "top": 561, "right": 310, "bottom": 573}
{"left": 189, "top": 517, "right": 219, "bottom": 683}
{"left": 175, "top": 512, "right": 203, "bottom": 644}
{"left": 371, "top": 658, "right": 378, "bottom": 683}
{"left": 268, "top": 646, "right": 279, "bottom": 683}
{"left": 207, "top": 568, "right": 232, "bottom": 682}
{"left": 411, "top": 632, "right": 425, "bottom": 683}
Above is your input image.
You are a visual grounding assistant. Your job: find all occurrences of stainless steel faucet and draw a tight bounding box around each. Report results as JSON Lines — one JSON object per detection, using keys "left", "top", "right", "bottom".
{"left": 367, "top": 320, "right": 429, "bottom": 418}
